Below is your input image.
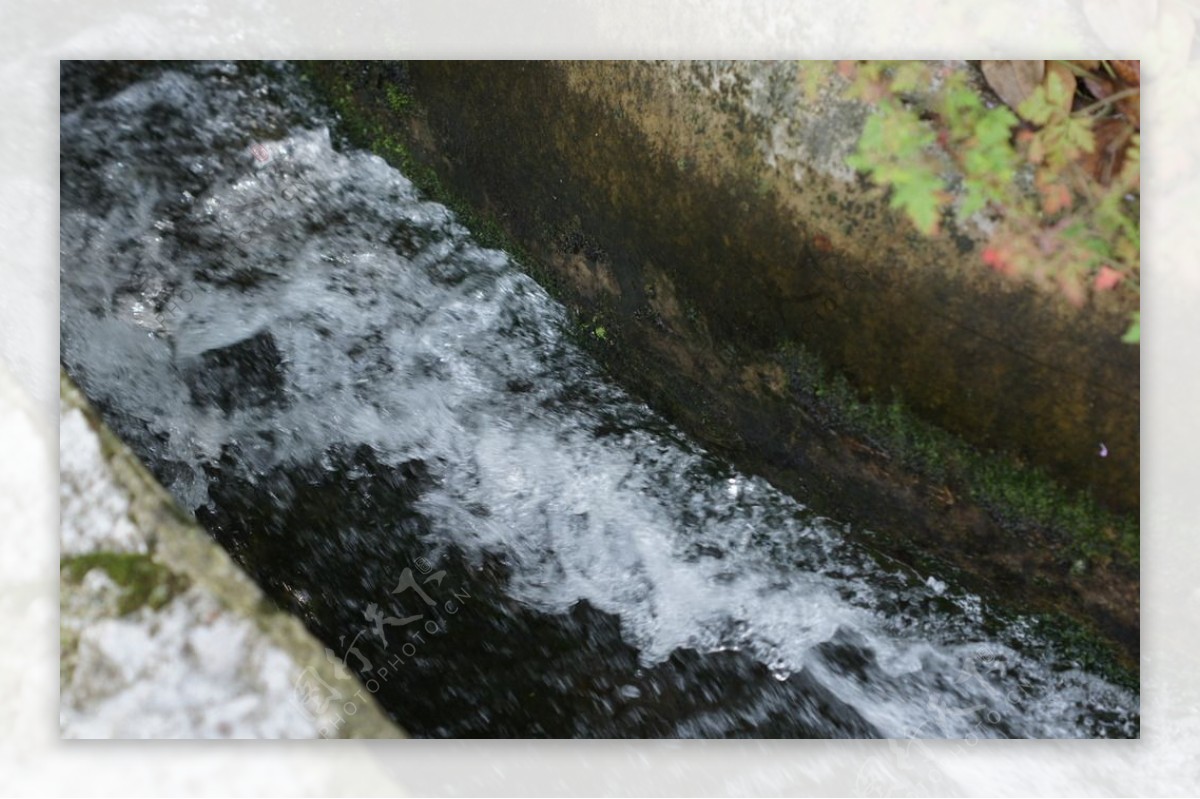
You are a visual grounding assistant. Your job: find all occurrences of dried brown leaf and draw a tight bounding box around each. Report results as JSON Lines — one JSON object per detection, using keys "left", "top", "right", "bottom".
{"left": 1109, "top": 60, "right": 1140, "bottom": 88}
{"left": 981, "top": 60, "right": 1045, "bottom": 111}
{"left": 1081, "top": 62, "right": 1139, "bottom": 128}
{"left": 1083, "top": 73, "right": 1115, "bottom": 102}
{"left": 1038, "top": 179, "right": 1073, "bottom": 215}
{"left": 1080, "top": 118, "right": 1135, "bottom": 184}
{"left": 1117, "top": 92, "right": 1140, "bottom": 130}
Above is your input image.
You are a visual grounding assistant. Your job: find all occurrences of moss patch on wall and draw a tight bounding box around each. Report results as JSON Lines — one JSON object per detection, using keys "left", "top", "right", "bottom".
{"left": 778, "top": 343, "right": 1137, "bottom": 568}
{"left": 62, "top": 552, "right": 191, "bottom": 616}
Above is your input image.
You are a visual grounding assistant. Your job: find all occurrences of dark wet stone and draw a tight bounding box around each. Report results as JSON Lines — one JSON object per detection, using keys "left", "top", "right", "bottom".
{"left": 182, "top": 330, "right": 286, "bottom": 412}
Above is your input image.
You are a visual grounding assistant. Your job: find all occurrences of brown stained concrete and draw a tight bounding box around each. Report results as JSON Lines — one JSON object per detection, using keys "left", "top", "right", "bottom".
{"left": 303, "top": 60, "right": 1139, "bottom": 668}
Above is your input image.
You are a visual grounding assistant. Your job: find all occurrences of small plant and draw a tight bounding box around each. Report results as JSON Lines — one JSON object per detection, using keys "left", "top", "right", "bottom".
{"left": 385, "top": 85, "right": 411, "bottom": 113}
{"left": 827, "top": 60, "right": 1140, "bottom": 343}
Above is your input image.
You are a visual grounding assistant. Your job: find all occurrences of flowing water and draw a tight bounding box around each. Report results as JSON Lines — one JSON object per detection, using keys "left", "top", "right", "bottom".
{"left": 59, "top": 61, "right": 1138, "bottom": 738}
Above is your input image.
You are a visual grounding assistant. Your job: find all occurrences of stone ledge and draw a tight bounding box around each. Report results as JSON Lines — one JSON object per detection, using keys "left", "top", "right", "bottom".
{"left": 59, "top": 371, "right": 403, "bottom": 739}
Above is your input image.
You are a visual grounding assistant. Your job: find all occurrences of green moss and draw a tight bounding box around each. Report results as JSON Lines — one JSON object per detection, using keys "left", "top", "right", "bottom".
{"left": 62, "top": 552, "right": 190, "bottom": 615}
{"left": 777, "top": 341, "right": 1138, "bottom": 569}
{"left": 1022, "top": 612, "right": 1139, "bottom": 693}
{"left": 385, "top": 85, "right": 412, "bottom": 113}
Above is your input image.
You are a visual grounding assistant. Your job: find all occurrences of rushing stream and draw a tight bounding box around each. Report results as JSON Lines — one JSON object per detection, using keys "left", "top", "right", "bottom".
{"left": 59, "top": 61, "right": 1138, "bottom": 738}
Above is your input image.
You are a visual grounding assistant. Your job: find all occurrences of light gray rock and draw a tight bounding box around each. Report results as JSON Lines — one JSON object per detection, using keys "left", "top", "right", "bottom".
{"left": 59, "top": 371, "right": 403, "bottom": 739}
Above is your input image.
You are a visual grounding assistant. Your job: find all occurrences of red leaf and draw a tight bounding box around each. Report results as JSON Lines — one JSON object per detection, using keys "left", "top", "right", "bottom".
{"left": 982, "top": 246, "right": 1014, "bottom": 275}
{"left": 1094, "top": 266, "right": 1124, "bottom": 291}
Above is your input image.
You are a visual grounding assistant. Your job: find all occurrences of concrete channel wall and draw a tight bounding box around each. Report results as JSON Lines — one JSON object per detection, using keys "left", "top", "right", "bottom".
{"left": 60, "top": 372, "right": 404, "bottom": 739}
{"left": 305, "top": 60, "right": 1139, "bottom": 665}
